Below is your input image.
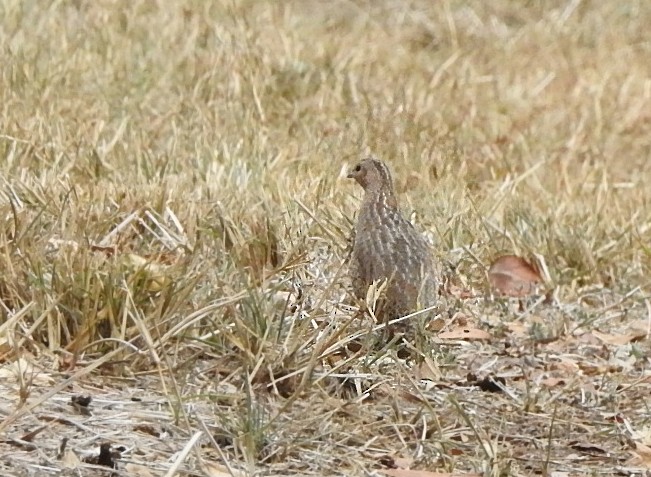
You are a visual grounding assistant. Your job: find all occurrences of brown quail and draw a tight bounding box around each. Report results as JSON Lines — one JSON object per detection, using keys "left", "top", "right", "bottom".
{"left": 347, "top": 157, "right": 437, "bottom": 323}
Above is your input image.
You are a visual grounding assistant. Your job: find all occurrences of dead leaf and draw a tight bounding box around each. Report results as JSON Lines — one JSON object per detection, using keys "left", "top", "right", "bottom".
{"left": 415, "top": 357, "right": 442, "bottom": 381}
{"left": 133, "top": 424, "right": 161, "bottom": 438}
{"left": 90, "top": 244, "right": 117, "bottom": 257}
{"left": 61, "top": 450, "right": 81, "bottom": 469}
{"left": 0, "top": 357, "right": 54, "bottom": 386}
{"left": 379, "top": 455, "right": 414, "bottom": 470}
{"left": 454, "top": 313, "right": 468, "bottom": 327}
{"left": 438, "top": 327, "right": 492, "bottom": 341}
{"left": 629, "top": 442, "right": 651, "bottom": 468}
{"left": 124, "top": 463, "right": 155, "bottom": 477}
{"left": 549, "top": 357, "right": 580, "bottom": 373}
{"left": 204, "top": 463, "right": 243, "bottom": 477}
{"left": 592, "top": 330, "right": 647, "bottom": 345}
{"left": 505, "top": 321, "right": 527, "bottom": 336}
{"left": 628, "top": 320, "right": 651, "bottom": 336}
{"left": 488, "top": 255, "right": 542, "bottom": 297}
{"left": 393, "top": 457, "right": 414, "bottom": 469}
{"left": 426, "top": 317, "right": 446, "bottom": 332}
{"left": 578, "top": 362, "right": 615, "bottom": 376}
{"left": 398, "top": 388, "right": 426, "bottom": 404}
{"left": 0, "top": 341, "right": 16, "bottom": 363}
{"left": 446, "top": 283, "right": 477, "bottom": 299}
{"left": 577, "top": 332, "right": 601, "bottom": 345}
{"left": 381, "top": 470, "right": 481, "bottom": 477}
{"left": 569, "top": 441, "right": 607, "bottom": 454}
{"left": 631, "top": 426, "right": 651, "bottom": 446}
{"left": 58, "top": 353, "right": 78, "bottom": 371}
{"left": 540, "top": 377, "right": 566, "bottom": 388}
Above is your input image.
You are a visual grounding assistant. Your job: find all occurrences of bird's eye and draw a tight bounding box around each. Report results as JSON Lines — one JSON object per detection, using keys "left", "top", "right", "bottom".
{"left": 354, "top": 165, "right": 361, "bottom": 172}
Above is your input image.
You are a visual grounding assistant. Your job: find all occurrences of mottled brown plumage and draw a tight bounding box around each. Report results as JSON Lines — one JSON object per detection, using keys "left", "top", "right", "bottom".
{"left": 347, "top": 157, "right": 436, "bottom": 322}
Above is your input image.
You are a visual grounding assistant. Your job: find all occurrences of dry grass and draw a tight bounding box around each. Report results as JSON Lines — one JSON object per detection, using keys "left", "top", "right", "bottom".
{"left": 1, "top": 0, "right": 651, "bottom": 476}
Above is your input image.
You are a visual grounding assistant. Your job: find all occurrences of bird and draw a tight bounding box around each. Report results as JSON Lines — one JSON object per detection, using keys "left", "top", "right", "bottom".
{"left": 347, "top": 157, "right": 437, "bottom": 325}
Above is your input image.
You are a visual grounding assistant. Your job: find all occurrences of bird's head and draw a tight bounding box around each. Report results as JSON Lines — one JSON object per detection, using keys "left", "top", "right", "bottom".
{"left": 347, "top": 157, "right": 394, "bottom": 193}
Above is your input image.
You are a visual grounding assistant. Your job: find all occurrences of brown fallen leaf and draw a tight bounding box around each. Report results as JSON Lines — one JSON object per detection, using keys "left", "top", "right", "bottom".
{"left": 540, "top": 377, "right": 567, "bottom": 388}
{"left": 379, "top": 455, "right": 414, "bottom": 470}
{"left": 438, "top": 327, "right": 492, "bottom": 341}
{"left": 505, "top": 321, "right": 528, "bottom": 336}
{"left": 381, "top": 470, "right": 481, "bottom": 477}
{"left": 446, "top": 283, "right": 477, "bottom": 299}
{"left": 488, "top": 255, "right": 542, "bottom": 297}
{"left": 569, "top": 441, "right": 608, "bottom": 455}
{"left": 628, "top": 319, "right": 651, "bottom": 336}
{"left": 0, "top": 358, "right": 54, "bottom": 386}
{"left": 61, "top": 449, "right": 81, "bottom": 470}
{"left": 628, "top": 442, "right": 651, "bottom": 468}
{"left": 415, "top": 357, "right": 442, "bottom": 381}
{"left": 426, "top": 317, "right": 446, "bottom": 332}
{"left": 204, "top": 462, "right": 244, "bottom": 477}
{"left": 454, "top": 313, "right": 468, "bottom": 327}
{"left": 0, "top": 342, "right": 17, "bottom": 364}
{"left": 592, "top": 330, "right": 647, "bottom": 345}
{"left": 90, "top": 243, "right": 117, "bottom": 257}
{"left": 398, "top": 388, "right": 427, "bottom": 404}
{"left": 393, "top": 457, "right": 414, "bottom": 469}
{"left": 578, "top": 362, "right": 617, "bottom": 375}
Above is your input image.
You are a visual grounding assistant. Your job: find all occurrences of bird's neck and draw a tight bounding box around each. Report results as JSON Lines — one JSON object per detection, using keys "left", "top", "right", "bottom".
{"left": 364, "top": 187, "right": 398, "bottom": 210}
